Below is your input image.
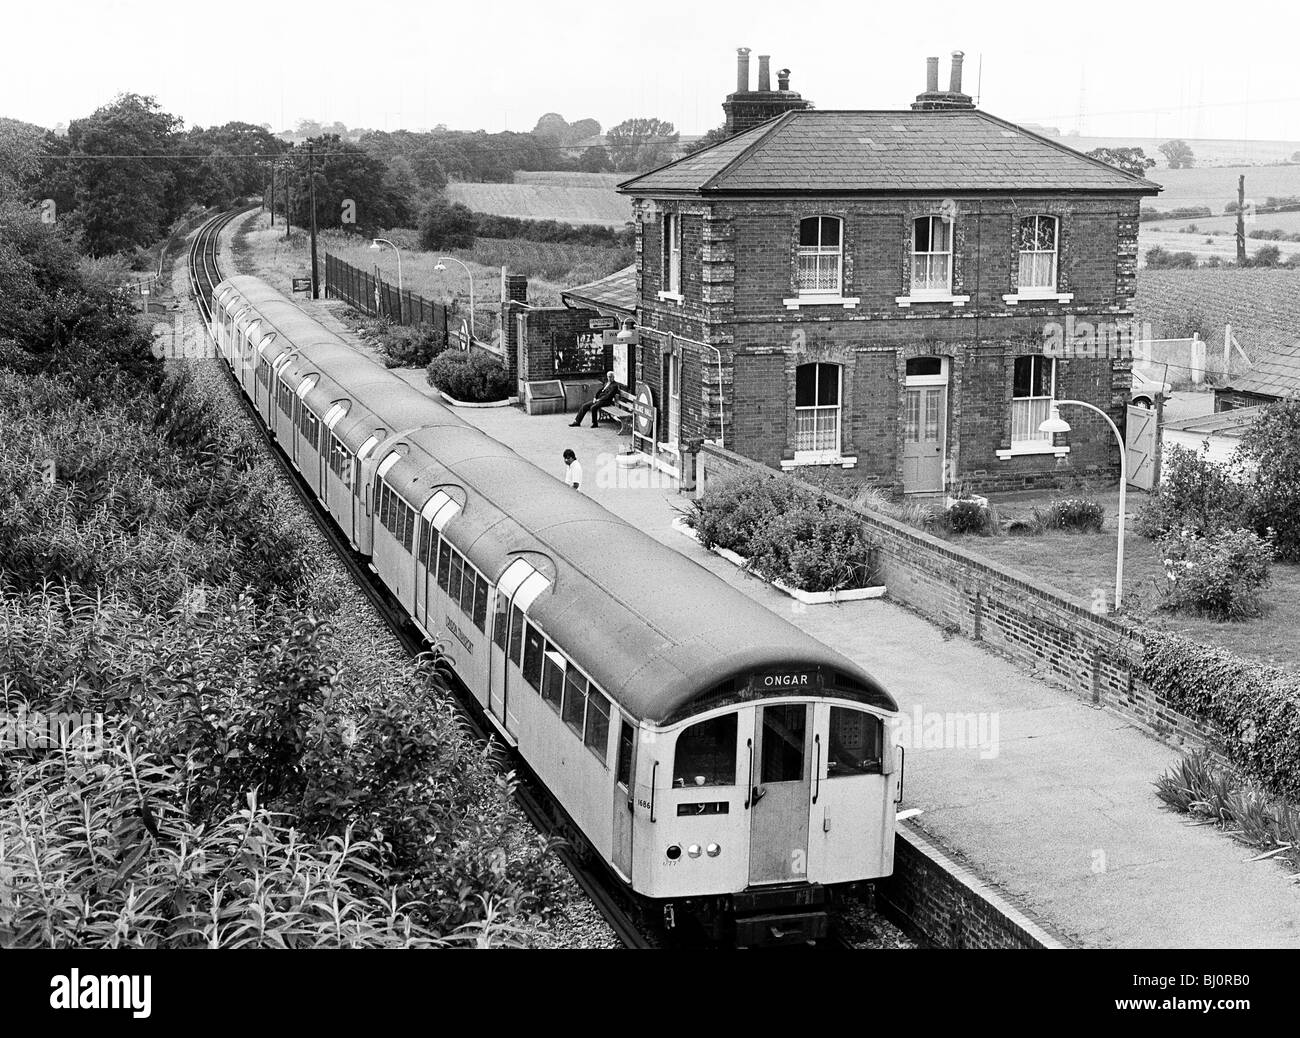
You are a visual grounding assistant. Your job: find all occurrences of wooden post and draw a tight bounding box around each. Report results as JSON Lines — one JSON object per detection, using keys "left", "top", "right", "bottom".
{"left": 1236, "top": 175, "right": 1247, "bottom": 265}
{"left": 1223, "top": 323, "right": 1232, "bottom": 377}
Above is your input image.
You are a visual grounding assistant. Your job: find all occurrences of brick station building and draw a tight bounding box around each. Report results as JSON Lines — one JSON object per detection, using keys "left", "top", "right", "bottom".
{"left": 614, "top": 49, "right": 1161, "bottom": 494}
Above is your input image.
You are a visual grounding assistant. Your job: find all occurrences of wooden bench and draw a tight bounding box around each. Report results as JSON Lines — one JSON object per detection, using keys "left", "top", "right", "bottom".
{"left": 596, "top": 403, "right": 634, "bottom": 435}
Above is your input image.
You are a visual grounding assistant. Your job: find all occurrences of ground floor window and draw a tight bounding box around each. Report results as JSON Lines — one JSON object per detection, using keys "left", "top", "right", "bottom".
{"left": 794, "top": 362, "right": 841, "bottom": 454}
{"left": 1011, "top": 355, "right": 1056, "bottom": 446}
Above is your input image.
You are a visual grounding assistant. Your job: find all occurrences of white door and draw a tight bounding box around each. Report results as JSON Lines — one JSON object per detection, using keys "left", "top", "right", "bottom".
{"left": 902, "top": 357, "right": 949, "bottom": 494}
{"left": 748, "top": 704, "right": 812, "bottom": 885}
{"left": 664, "top": 351, "right": 681, "bottom": 445}
{"left": 808, "top": 703, "right": 889, "bottom": 884}
{"left": 611, "top": 719, "right": 636, "bottom": 881}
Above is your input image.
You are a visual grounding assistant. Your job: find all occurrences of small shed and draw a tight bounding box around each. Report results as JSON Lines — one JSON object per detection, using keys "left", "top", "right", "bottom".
{"left": 1215, "top": 341, "right": 1300, "bottom": 411}
{"left": 1161, "top": 405, "right": 1265, "bottom": 475}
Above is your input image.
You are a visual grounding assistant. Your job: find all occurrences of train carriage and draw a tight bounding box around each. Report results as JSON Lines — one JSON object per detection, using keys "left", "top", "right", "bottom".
{"left": 208, "top": 275, "right": 901, "bottom": 946}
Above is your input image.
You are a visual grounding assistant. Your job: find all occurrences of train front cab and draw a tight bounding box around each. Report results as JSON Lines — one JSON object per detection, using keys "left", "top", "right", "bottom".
{"left": 627, "top": 681, "right": 900, "bottom": 946}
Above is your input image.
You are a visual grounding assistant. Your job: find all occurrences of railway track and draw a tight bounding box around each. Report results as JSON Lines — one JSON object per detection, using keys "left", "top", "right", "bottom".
{"left": 186, "top": 209, "right": 651, "bottom": 950}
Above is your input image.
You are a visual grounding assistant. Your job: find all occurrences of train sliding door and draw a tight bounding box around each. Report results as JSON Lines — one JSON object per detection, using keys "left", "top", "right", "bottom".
{"left": 611, "top": 718, "right": 636, "bottom": 882}
{"left": 748, "top": 704, "right": 812, "bottom": 885}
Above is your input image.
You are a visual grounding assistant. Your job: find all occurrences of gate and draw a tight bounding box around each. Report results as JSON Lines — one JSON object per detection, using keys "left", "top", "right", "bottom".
{"left": 1125, "top": 404, "right": 1160, "bottom": 490}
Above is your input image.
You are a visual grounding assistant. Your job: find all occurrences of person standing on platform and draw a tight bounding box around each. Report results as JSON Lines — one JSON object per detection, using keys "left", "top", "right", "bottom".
{"left": 563, "top": 449, "right": 582, "bottom": 490}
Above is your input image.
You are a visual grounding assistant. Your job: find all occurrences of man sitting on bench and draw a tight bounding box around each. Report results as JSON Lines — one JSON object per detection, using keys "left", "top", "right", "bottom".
{"left": 570, "top": 372, "right": 620, "bottom": 428}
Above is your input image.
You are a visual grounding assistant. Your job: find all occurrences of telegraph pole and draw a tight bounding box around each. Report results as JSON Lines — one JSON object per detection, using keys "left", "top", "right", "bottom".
{"left": 284, "top": 158, "right": 292, "bottom": 241}
{"left": 1236, "top": 175, "right": 1247, "bottom": 265}
{"left": 269, "top": 162, "right": 277, "bottom": 226}
{"left": 308, "top": 142, "right": 320, "bottom": 299}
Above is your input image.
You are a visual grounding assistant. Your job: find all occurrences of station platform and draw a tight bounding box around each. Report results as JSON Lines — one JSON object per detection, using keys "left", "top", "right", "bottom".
{"left": 430, "top": 399, "right": 1300, "bottom": 949}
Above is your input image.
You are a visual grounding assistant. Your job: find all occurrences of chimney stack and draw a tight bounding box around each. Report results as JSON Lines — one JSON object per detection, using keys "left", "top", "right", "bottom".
{"left": 757, "top": 55, "right": 771, "bottom": 92}
{"left": 949, "top": 50, "right": 965, "bottom": 93}
{"left": 926, "top": 56, "right": 939, "bottom": 93}
{"left": 736, "top": 47, "right": 751, "bottom": 93}
{"left": 777, "top": 68, "right": 791, "bottom": 91}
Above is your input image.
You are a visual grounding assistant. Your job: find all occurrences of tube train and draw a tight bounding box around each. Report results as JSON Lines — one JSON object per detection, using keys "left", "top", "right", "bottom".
{"left": 208, "top": 275, "right": 902, "bottom": 946}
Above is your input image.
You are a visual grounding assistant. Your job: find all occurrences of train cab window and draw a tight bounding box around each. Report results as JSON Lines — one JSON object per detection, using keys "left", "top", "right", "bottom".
{"left": 508, "top": 606, "right": 525, "bottom": 665}
{"left": 562, "top": 668, "right": 588, "bottom": 734}
{"left": 760, "top": 704, "right": 807, "bottom": 784}
{"left": 584, "top": 692, "right": 611, "bottom": 763}
{"left": 827, "top": 707, "right": 884, "bottom": 777}
{"left": 673, "top": 714, "right": 738, "bottom": 788}
{"left": 437, "top": 541, "right": 452, "bottom": 592}
{"left": 521, "top": 623, "right": 544, "bottom": 688}
{"left": 472, "top": 576, "right": 489, "bottom": 633}
{"left": 541, "top": 649, "right": 566, "bottom": 711}
{"left": 616, "top": 721, "right": 635, "bottom": 787}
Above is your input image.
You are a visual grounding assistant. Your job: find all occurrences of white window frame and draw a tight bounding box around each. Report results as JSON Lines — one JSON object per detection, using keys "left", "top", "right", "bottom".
{"left": 786, "top": 215, "right": 859, "bottom": 309}
{"left": 997, "top": 355, "right": 1071, "bottom": 459}
{"left": 658, "top": 212, "right": 683, "bottom": 302}
{"left": 897, "top": 215, "right": 969, "bottom": 307}
{"left": 1003, "top": 215, "right": 1074, "bottom": 304}
{"left": 792, "top": 362, "right": 845, "bottom": 464}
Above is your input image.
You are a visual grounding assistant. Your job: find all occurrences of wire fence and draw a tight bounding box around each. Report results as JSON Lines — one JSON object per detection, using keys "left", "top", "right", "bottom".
{"left": 325, "top": 253, "right": 453, "bottom": 338}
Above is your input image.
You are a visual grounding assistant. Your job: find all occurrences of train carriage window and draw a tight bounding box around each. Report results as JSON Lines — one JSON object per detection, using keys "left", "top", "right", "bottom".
{"left": 584, "top": 692, "right": 611, "bottom": 764}
{"left": 562, "top": 667, "right": 588, "bottom": 734}
{"left": 509, "top": 605, "right": 525, "bottom": 665}
{"left": 760, "top": 704, "right": 807, "bottom": 784}
{"left": 437, "top": 541, "right": 452, "bottom": 592}
{"left": 448, "top": 552, "right": 464, "bottom": 604}
{"left": 426, "top": 529, "right": 441, "bottom": 579}
{"left": 827, "top": 707, "right": 884, "bottom": 777}
{"left": 472, "top": 575, "right": 489, "bottom": 632}
{"left": 375, "top": 482, "right": 387, "bottom": 529}
{"left": 616, "top": 721, "right": 635, "bottom": 787}
{"left": 491, "top": 590, "right": 509, "bottom": 650}
{"left": 459, "top": 560, "right": 476, "bottom": 615}
{"left": 522, "top": 624, "right": 544, "bottom": 689}
{"left": 541, "top": 649, "right": 565, "bottom": 711}
{"left": 673, "top": 714, "right": 738, "bottom": 788}
{"left": 402, "top": 502, "right": 415, "bottom": 553}
{"left": 417, "top": 518, "right": 432, "bottom": 568}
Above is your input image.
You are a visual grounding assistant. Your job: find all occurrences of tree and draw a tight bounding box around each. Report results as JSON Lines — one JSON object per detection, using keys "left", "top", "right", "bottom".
{"left": 287, "top": 135, "right": 396, "bottom": 235}
{"left": 1159, "top": 139, "right": 1195, "bottom": 169}
{"left": 1240, "top": 400, "right": 1300, "bottom": 561}
{"left": 0, "top": 117, "right": 46, "bottom": 196}
{"left": 417, "top": 195, "right": 475, "bottom": 250}
{"left": 1085, "top": 146, "right": 1156, "bottom": 176}
{"left": 532, "top": 112, "right": 570, "bottom": 144}
{"left": 382, "top": 155, "right": 420, "bottom": 226}
{"left": 606, "top": 117, "right": 679, "bottom": 173}
{"left": 578, "top": 145, "right": 612, "bottom": 173}
{"left": 410, "top": 145, "right": 448, "bottom": 190}
{"left": 1248, "top": 243, "right": 1282, "bottom": 268}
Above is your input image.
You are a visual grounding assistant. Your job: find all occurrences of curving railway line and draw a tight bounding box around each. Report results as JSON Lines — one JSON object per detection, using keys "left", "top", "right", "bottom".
{"left": 186, "top": 209, "right": 652, "bottom": 950}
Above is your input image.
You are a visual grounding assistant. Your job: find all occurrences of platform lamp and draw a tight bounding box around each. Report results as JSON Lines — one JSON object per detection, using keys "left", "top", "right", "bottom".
{"left": 433, "top": 257, "right": 476, "bottom": 339}
{"left": 1038, "top": 400, "right": 1128, "bottom": 612}
{"left": 369, "top": 239, "right": 403, "bottom": 323}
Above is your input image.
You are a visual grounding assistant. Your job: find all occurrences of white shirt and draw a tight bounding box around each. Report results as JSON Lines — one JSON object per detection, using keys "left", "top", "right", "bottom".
{"left": 564, "top": 460, "right": 582, "bottom": 488}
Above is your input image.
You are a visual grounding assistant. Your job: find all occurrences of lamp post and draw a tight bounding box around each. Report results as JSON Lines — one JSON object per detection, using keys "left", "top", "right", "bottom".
{"left": 1038, "top": 399, "right": 1128, "bottom": 611}
{"left": 433, "top": 257, "right": 476, "bottom": 340}
{"left": 369, "top": 239, "right": 403, "bottom": 322}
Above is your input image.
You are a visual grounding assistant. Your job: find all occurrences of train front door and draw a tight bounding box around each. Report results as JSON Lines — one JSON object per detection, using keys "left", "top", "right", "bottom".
{"left": 749, "top": 704, "right": 812, "bottom": 885}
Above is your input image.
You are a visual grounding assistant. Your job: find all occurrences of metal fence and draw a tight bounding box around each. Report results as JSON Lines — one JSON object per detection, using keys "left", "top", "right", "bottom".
{"left": 325, "top": 253, "right": 451, "bottom": 339}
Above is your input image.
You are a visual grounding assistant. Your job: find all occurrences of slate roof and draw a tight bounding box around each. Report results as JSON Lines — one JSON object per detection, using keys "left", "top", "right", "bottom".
{"left": 618, "top": 109, "right": 1162, "bottom": 196}
{"left": 561, "top": 264, "right": 637, "bottom": 316}
{"left": 1221, "top": 341, "right": 1300, "bottom": 399}
{"left": 1163, "top": 405, "right": 1269, "bottom": 436}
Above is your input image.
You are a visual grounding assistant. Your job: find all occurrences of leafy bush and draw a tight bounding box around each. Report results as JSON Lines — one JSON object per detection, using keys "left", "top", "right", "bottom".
{"left": 1135, "top": 442, "right": 1249, "bottom": 541}
{"left": 1238, "top": 399, "right": 1300, "bottom": 562}
{"left": 1145, "top": 246, "right": 1198, "bottom": 269}
{"left": 426, "top": 350, "right": 514, "bottom": 402}
{"left": 417, "top": 196, "right": 476, "bottom": 250}
{"left": 1140, "top": 632, "right": 1300, "bottom": 800}
{"left": 379, "top": 324, "right": 447, "bottom": 368}
{"left": 693, "top": 472, "right": 879, "bottom": 592}
{"left": 943, "top": 500, "right": 996, "bottom": 536}
{"left": 1156, "top": 526, "right": 1274, "bottom": 620}
{"left": 1032, "top": 497, "right": 1105, "bottom": 533}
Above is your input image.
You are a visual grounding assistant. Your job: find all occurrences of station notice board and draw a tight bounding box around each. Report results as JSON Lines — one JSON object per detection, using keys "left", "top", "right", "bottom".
{"left": 632, "top": 381, "right": 656, "bottom": 451}
{"left": 291, "top": 277, "right": 311, "bottom": 293}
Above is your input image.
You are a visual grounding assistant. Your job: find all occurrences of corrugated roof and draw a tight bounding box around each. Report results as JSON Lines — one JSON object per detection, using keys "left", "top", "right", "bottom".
{"left": 1222, "top": 341, "right": 1300, "bottom": 399}
{"left": 618, "top": 109, "right": 1162, "bottom": 195}
{"left": 1163, "top": 404, "right": 1269, "bottom": 436}
{"left": 561, "top": 264, "right": 637, "bottom": 315}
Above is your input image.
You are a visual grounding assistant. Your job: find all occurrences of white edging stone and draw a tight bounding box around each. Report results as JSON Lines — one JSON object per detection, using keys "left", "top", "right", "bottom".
{"left": 671, "top": 516, "right": 886, "bottom": 603}
{"left": 437, "top": 391, "right": 518, "bottom": 408}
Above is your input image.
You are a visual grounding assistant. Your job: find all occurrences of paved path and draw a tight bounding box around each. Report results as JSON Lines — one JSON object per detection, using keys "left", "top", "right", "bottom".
{"left": 266, "top": 278, "right": 1300, "bottom": 946}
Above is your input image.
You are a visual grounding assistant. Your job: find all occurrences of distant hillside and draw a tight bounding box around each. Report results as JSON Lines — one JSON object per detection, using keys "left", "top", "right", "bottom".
{"left": 1045, "top": 132, "right": 1300, "bottom": 169}
{"left": 445, "top": 171, "right": 631, "bottom": 228}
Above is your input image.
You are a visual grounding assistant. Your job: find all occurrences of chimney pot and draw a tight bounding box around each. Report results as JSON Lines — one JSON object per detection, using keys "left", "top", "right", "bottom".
{"left": 757, "top": 55, "right": 771, "bottom": 92}
{"left": 736, "top": 47, "right": 751, "bottom": 93}
{"left": 949, "top": 50, "right": 965, "bottom": 93}
{"left": 777, "top": 68, "right": 791, "bottom": 91}
{"left": 926, "top": 56, "right": 940, "bottom": 93}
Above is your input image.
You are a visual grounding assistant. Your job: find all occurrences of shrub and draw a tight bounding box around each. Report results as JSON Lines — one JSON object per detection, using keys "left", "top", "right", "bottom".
{"left": 1135, "top": 442, "right": 1249, "bottom": 540}
{"left": 1156, "top": 526, "right": 1274, "bottom": 620}
{"left": 693, "top": 472, "right": 879, "bottom": 592}
{"left": 379, "top": 324, "right": 447, "bottom": 368}
{"left": 426, "top": 350, "right": 513, "bottom": 402}
{"left": 417, "top": 196, "right": 476, "bottom": 250}
{"left": 1238, "top": 399, "right": 1300, "bottom": 562}
{"left": 1032, "top": 497, "right": 1105, "bottom": 533}
{"left": 943, "top": 500, "right": 996, "bottom": 536}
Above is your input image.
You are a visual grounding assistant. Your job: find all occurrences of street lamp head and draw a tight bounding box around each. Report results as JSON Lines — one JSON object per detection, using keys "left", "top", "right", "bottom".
{"left": 369, "top": 240, "right": 381, "bottom": 250}
{"left": 1038, "top": 408, "right": 1071, "bottom": 435}
{"left": 434, "top": 261, "right": 447, "bottom": 272}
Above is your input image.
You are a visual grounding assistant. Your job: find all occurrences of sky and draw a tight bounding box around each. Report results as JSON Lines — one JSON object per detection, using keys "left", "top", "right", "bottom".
{"left": 5, "top": 0, "right": 1299, "bottom": 143}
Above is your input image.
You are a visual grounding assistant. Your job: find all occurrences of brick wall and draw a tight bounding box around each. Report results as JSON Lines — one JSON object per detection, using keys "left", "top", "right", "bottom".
{"left": 697, "top": 443, "right": 1217, "bottom": 751}
{"left": 512, "top": 305, "right": 612, "bottom": 383}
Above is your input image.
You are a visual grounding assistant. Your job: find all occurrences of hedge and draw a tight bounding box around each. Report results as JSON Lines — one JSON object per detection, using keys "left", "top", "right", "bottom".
{"left": 426, "top": 350, "right": 513, "bottom": 403}
{"left": 1139, "top": 631, "right": 1300, "bottom": 800}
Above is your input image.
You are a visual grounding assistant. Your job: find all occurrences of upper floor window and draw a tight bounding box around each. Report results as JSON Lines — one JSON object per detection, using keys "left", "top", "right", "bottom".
{"left": 1011, "top": 355, "right": 1056, "bottom": 447}
{"left": 1018, "top": 216, "right": 1058, "bottom": 291}
{"left": 662, "top": 212, "right": 682, "bottom": 296}
{"left": 797, "top": 216, "right": 842, "bottom": 295}
{"left": 795, "top": 362, "right": 841, "bottom": 455}
{"left": 911, "top": 216, "right": 953, "bottom": 293}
